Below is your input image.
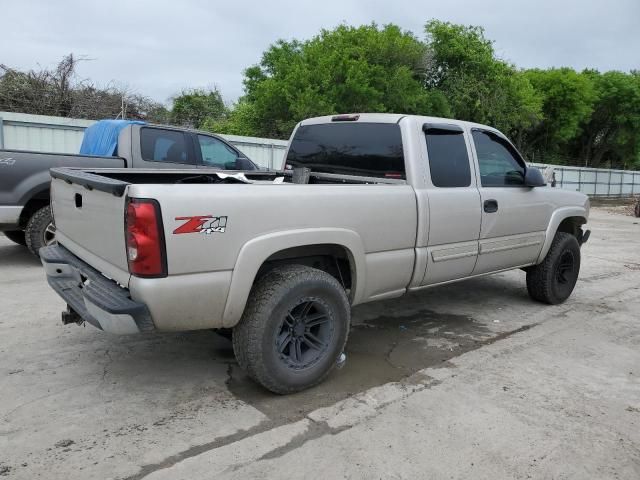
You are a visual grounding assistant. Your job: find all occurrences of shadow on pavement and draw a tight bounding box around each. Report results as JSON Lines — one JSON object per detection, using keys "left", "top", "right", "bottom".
{"left": 0, "top": 241, "right": 41, "bottom": 268}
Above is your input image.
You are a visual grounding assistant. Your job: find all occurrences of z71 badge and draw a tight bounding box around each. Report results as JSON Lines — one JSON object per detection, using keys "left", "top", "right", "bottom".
{"left": 173, "top": 216, "right": 227, "bottom": 235}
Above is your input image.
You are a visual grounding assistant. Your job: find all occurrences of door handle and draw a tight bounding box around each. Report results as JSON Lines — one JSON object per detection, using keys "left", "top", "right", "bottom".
{"left": 484, "top": 199, "right": 498, "bottom": 213}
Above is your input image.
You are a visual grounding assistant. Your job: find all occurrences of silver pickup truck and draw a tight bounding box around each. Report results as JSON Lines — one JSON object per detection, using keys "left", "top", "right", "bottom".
{"left": 41, "top": 113, "right": 590, "bottom": 393}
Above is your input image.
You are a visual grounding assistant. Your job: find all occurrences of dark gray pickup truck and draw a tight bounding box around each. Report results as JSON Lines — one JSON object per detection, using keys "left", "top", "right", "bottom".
{"left": 0, "top": 121, "right": 257, "bottom": 254}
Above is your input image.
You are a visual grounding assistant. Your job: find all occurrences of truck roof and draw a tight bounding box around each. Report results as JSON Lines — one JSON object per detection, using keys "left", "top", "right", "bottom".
{"left": 299, "top": 113, "right": 502, "bottom": 136}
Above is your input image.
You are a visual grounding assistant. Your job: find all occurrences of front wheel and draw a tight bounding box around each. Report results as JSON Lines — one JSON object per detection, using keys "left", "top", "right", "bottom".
{"left": 25, "top": 206, "right": 56, "bottom": 256}
{"left": 526, "top": 232, "right": 581, "bottom": 305}
{"left": 232, "top": 265, "right": 350, "bottom": 394}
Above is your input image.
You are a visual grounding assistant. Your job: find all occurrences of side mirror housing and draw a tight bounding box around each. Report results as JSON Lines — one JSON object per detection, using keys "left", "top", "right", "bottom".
{"left": 524, "top": 167, "right": 546, "bottom": 187}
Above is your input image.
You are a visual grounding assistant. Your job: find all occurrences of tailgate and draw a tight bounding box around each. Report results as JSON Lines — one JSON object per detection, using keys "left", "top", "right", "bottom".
{"left": 50, "top": 169, "right": 130, "bottom": 286}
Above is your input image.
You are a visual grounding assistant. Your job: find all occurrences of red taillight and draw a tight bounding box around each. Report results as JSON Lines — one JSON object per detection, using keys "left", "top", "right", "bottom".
{"left": 125, "top": 199, "right": 166, "bottom": 277}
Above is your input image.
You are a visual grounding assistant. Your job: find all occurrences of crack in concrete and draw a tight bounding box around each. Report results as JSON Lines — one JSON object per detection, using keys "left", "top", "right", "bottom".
{"left": 224, "top": 362, "right": 234, "bottom": 387}
{"left": 101, "top": 349, "right": 113, "bottom": 382}
{"left": 122, "top": 419, "right": 284, "bottom": 480}
{"left": 474, "top": 323, "right": 538, "bottom": 347}
{"left": 383, "top": 340, "right": 402, "bottom": 371}
{"left": 1, "top": 381, "right": 96, "bottom": 421}
{"left": 581, "top": 271, "right": 624, "bottom": 282}
{"left": 257, "top": 420, "right": 351, "bottom": 462}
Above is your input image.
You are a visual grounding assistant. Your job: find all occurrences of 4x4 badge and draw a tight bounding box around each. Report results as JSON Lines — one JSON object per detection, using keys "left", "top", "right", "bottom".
{"left": 173, "top": 216, "right": 227, "bottom": 235}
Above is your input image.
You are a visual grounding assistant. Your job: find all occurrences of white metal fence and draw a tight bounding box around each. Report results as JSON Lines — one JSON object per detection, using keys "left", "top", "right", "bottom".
{"left": 529, "top": 163, "right": 640, "bottom": 197}
{"left": 2, "top": 111, "right": 639, "bottom": 195}
{"left": 0, "top": 112, "right": 93, "bottom": 153}
{"left": 0, "top": 111, "right": 288, "bottom": 170}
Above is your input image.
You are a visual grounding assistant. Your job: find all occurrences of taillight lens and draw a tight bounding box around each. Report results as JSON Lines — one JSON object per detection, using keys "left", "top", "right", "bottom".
{"left": 125, "top": 199, "right": 167, "bottom": 277}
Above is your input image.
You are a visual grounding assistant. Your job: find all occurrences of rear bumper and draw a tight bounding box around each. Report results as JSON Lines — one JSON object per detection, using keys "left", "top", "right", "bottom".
{"left": 40, "top": 244, "right": 155, "bottom": 334}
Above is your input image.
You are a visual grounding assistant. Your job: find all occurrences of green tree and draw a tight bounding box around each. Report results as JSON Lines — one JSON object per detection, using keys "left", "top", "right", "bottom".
{"left": 573, "top": 71, "right": 640, "bottom": 168}
{"left": 229, "top": 24, "right": 450, "bottom": 139}
{"left": 521, "top": 68, "right": 596, "bottom": 162}
{"left": 169, "top": 87, "right": 227, "bottom": 129}
{"left": 203, "top": 99, "right": 260, "bottom": 136}
{"left": 423, "top": 20, "right": 542, "bottom": 142}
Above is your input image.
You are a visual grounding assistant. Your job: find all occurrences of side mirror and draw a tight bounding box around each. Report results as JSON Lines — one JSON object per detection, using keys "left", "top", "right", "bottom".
{"left": 524, "top": 168, "right": 545, "bottom": 187}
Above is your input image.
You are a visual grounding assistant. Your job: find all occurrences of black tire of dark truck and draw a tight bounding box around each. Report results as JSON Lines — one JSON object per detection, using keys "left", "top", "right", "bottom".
{"left": 232, "top": 264, "right": 350, "bottom": 394}
{"left": 25, "top": 206, "right": 56, "bottom": 256}
{"left": 526, "top": 232, "right": 581, "bottom": 305}
{"left": 3, "top": 230, "right": 27, "bottom": 246}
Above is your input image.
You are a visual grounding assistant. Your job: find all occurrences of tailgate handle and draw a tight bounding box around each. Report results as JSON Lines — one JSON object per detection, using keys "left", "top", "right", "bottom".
{"left": 75, "top": 193, "right": 82, "bottom": 208}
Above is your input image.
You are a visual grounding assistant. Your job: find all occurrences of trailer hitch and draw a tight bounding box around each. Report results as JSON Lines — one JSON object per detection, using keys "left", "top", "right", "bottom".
{"left": 61, "top": 306, "right": 83, "bottom": 325}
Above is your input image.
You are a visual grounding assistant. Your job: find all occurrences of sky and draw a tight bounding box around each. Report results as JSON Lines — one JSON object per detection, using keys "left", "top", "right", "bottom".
{"left": 2, "top": 0, "right": 639, "bottom": 106}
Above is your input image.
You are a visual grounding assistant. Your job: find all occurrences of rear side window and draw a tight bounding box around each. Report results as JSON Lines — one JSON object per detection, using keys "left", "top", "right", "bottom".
{"left": 286, "top": 123, "right": 405, "bottom": 179}
{"left": 140, "top": 128, "right": 192, "bottom": 164}
{"left": 424, "top": 126, "right": 471, "bottom": 188}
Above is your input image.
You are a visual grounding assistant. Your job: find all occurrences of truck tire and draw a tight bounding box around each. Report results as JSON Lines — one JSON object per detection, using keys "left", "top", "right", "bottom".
{"left": 25, "top": 206, "right": 56, "bottom": 256}
{"left": 526, "top": 232, "right": 580, "bottom": 305}
{"left": 232, "top": 265, "right": 350, "bottom": 394}
{"left": 3, "top": 230, "right": 27, "bottom": 246}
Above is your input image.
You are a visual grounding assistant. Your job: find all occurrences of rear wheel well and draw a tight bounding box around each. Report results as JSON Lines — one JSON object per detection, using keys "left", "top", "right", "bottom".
{"left": 256, "top": 244, "right": 354, "bottom": 296}
{"left": 18, "top": 191, "right": 50, "bottom": 229}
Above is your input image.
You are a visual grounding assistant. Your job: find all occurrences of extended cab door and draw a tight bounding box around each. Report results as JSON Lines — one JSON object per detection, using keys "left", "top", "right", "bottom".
{"left": 419, "top": 123, "right": 482, "bottom": 285}
{"left": 470, "top": 129, "right": 552, "bottom": 274}
{"left": 132, "top": 126, "right": 198, "bottom": 169}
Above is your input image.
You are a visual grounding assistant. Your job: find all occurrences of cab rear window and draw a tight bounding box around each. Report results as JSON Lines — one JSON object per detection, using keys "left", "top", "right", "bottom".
{"left": 285, "top": 123, "right": 405, "bottom": 179}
